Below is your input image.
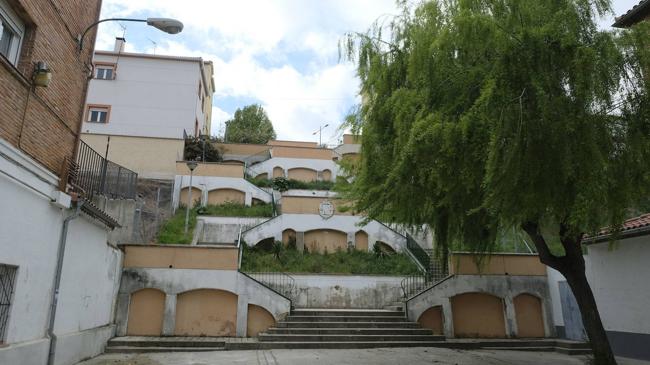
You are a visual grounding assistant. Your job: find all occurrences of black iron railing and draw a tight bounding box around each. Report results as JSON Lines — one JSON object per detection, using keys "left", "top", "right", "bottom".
{"left": 401, "top": 272, "right": 434, "bottom": 299}
{"left": 0, "top": 265, "right": 17, "bottom": 342}
{"left": 406, "top": 233, "right": 431, "bottom": 272}
{"left": 246, "top": 272, "right": 296, "bottom": 300}
{"left": 74, "top": 141, "right": 137, "bottom": 200}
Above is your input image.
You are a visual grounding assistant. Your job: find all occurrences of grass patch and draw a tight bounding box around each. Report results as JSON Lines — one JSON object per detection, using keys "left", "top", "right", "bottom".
{"left": 157, "top": 202, "right": 274, "bottom": 244}
{"left": 241, "top": 244, "right": 420, "bottom": 275}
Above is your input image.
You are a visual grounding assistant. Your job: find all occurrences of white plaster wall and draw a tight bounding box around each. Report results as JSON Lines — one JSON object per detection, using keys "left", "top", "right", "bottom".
{"left": 255, "top": 274, "right": 406, "bottom": 309}
{"left": 0, "top": 141, "right": 63, "bottom": 346}
{"left": 54, "top": 217, "right": 122, "bottom": 335}
{"left": 197, "top": 216, "right": 270, "bottom": 244}
{"left": 333, "top": 143, "right": 361, "bottom": 156}
{"left": 584, "top": 237, "right": 650, "bottom": 335}
{"left": 242, "top": 214, "right": 407, "bottom": 252}
{"left": 172, "top": 175, "right": 272, "bottom": 210}
{"left": 546, "top": 267, "right": 565, "bottom": 327}
{"left": 84, "top": 54, "right": 204, "bottom": 139}
{"left": 248, "top": 157, "right": 340, "bottom": 181}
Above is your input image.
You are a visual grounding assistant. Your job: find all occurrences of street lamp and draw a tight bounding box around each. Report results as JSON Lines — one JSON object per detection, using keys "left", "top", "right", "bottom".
{"left": 184, "top": 160, "right": 198, "bottom": 235}
{"left": 77, "top": 17, "right": 184, "bottom": 51}
{"left": 312, "top": 123, "right": 329, "bottom": 147}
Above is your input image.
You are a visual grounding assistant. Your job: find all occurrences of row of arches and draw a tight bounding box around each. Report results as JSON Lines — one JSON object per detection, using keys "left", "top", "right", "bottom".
{"left": 256, "top": 167, "right": 332, "bottom": 182}
{"left": 417, "top": 292, "right": 545, "bottom": 338}
{"left": 126, "top": 288, "right": 275, "bottom": 337}
{"left": 180, "top": 187, "right": 264, "bottom": 206}
{"left": 257, "top": 228, "right": 394, "bottom": 254}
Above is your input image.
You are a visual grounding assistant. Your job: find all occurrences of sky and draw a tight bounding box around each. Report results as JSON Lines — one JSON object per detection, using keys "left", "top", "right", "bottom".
{"left": 95, "top": 0, "right": 641, "bottom": 145}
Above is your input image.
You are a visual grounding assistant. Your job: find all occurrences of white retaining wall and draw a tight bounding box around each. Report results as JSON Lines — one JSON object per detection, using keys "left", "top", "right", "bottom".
{"left": 248, "top": 157, "right": 339, "bottom": 181}
{"left": 172, "top": 175, "right": 272, "bottom": 210}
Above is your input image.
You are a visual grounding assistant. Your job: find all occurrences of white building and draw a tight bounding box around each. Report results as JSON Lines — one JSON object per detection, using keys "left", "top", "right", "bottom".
{"left": 81, "top": 38, "right": 215, "bottom": 180}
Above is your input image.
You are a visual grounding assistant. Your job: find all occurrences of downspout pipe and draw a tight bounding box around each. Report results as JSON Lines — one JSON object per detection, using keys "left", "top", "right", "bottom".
{"left": 46, "top": 200, "right": 83, "bottom": 365}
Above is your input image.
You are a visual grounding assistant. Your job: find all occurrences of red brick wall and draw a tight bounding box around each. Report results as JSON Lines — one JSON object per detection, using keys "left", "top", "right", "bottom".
{"left": 0, "top": 0, "right": 102, "bottom": 176}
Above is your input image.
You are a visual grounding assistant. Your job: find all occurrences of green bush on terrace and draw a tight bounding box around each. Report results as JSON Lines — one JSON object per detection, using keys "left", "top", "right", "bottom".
{"left": 241, "top": 243, "right": 420, "bottom": 275}
{"left": 157, "top": 202, "right": 273, "bottom": 244}
{"left": 248, "top": 177, "right": 334, "bottom": 191}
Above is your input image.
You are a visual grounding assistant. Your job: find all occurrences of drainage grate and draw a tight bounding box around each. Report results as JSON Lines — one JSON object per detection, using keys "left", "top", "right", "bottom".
{"left": 0, "top": 264, "right": 17, "bottom": 343}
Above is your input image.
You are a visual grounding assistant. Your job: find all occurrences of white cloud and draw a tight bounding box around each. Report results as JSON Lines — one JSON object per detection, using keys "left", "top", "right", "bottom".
{"left": 97, "top": 0, "right": 398, "bottom": 142}
{"left": 210, "top": 106, "right": 231, "bottom": 136}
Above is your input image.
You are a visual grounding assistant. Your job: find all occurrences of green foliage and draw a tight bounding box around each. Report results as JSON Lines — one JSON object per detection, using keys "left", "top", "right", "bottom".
{"left": 224, "top": 104, "right": 277, "bottom": 144}
{"left": 197, "top": 202, "right": 274, "bottom": 217}
{"left": 247, "top": 177, "right": 335, "bottom": 191}
{"left": 157, "top": 206, "right": 196, "bottom": 244}
{"left": 241, "top": 247, "right": 420, "bottom": 275}
{"left": 183, "top": 136, "right": 222, "bottom": 162}
{"left": 341, "top": 0, "right": 650, "bottom": 256}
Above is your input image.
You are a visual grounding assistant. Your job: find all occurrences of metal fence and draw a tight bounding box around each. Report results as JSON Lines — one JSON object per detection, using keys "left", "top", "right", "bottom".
{"left": 406, "top": 233, "right": 431, "bottom": 272}
{"left": 245, "top": 272, "right": 296, "bottom": 300}
{"left": 74, "top": 141, "right": 137, "bottom": 200}
{"left": 0, "top": 265, "right": 17, "bottom": 343}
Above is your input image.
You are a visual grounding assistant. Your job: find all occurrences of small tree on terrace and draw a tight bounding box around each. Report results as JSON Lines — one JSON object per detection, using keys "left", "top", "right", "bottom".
{"left": 342, "top": 1, "right": 650, "bottom": 364}
{"left": 224, "top": 104, "right": 277, "bottom": 144}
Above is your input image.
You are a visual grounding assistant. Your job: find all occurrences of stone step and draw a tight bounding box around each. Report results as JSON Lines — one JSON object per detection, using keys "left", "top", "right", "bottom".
{"left": 291, "top": 309, "right": 404, "bottom": 317}
{"left": 554, "top": 347, "right": 592, "bottom": 355}
{"left": 275, "top": 321, "right": 421, "bottom": 329}
{"left": 486, "top": 346, "right": 556, "bottom": 352}
{"left": 265, "top": 327, "right": 434, "bottom": 335}
{"left": 285, "top": 315, "right": 408, "bottom": 322}
{"left": 255, "top": 341, "right": 458, "bottom": 350}
{"left": 105, "top": 346, "right": 225, "bottom": 353}
{"left": 108, "top": 337, "right": 226, "bottom": 348}
{"left": 258, "top": 334, "right": 445, "bottom": 342}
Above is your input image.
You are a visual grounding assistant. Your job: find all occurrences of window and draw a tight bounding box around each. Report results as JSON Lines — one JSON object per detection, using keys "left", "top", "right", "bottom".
{"left": 94, "top": 63, "right": 116, "bottom": 80}
{"left": 0, "top": 264, "right": 17, "bottom": 343}
{"left": 86, "top": 105, "right": 111, "bottom": 123}
{"left": 0, "top": 0, "right": 25, "bottom": 65}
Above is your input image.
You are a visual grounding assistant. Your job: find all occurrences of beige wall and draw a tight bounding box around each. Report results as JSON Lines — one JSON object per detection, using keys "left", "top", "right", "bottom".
{"left": 123, "top": 245, "right": 239, "bottom": 270}
{"left": 207, "top": 188, "right": 245, "bottom": 205}
{"left": 287, "top": 167, "right": 317, "bottom": 182}
{"left": 256, "top": 172, "right": 268, "bottom": 179}
{"left": 282, "top": 229, "right": 296, "bottom": 246}
{"left": 247, "top": 304, "right": 276, "bottom": 337}
{"left": 343, "top": 134, "right": 361, "bottom": 144}
{"left": 176, "top": 162, "right": 244, "bottom": 178}
{"left": 126, "top": 288, "right": 165, "bottom": 336}
{"left": 451, "top": 292, "right": 506, "bottom": 338}
{"left": 81, "top": 134, "right": 183, "bottom": 179}
{"left": 180, "top": 187, "right": 202, "bottom": 207}
{"left": 272, "top": 166, "right": 285, "bottom": 178}
{"left": 271, "top": 146, "right": 333, "bottom": 160}
{"left": 355, "top": 230, "right": 368, "bottom": 251}
{"left": 268, "top": 140, "right": 318, "bottom": 148}
{"left": 449, "top": 253, "right": 546, "bottom": 276}
{"left": 174, "top": 289, "right": 238, "bottom": 336}
{"left": 418, "top": 306, "right": 443, "bottom": 335}
{"left": 514, "top": 294, "right": 545, "bottom": 338}
{"left": 321, "top": 169, "right": 332, "bottom": 181}
{"left": 281, "top": 196, "right": 352, "bottom": 215}
{"left": 304, "top": 229, "right": 348, "bottom": 253}
{"left": 215, "top": 142, "right": 270, "bottom": 156}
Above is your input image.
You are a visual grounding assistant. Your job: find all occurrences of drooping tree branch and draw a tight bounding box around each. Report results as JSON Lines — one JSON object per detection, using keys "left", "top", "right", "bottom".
{"left": 521, "top": 221, "right": 562, "bottom": 270}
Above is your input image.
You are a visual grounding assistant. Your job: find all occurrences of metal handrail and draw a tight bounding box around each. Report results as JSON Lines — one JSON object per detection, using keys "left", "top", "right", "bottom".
{"left": 74, "top": 141, "right": 137, "bottom": 200}
{"left": 245, "top": 272, "right": 296, "bottom": 300}
{"left": 236, "top": 224, "right": 244, "bottom": 269}
{"left": 405, "top": 233, "right": 431, "bottom": 273}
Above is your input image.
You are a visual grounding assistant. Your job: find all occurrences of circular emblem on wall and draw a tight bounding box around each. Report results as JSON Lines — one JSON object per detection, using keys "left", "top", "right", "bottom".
{"left": 319, "top": 200, "right": 334, "bottom": 219}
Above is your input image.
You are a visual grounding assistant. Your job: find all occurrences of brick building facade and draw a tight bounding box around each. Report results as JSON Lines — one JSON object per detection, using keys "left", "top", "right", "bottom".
{"left": 0, "top": 0, "right": 102, "bottom": 176}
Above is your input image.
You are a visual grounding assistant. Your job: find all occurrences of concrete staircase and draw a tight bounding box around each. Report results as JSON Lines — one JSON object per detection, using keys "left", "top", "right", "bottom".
{"left": 257, "top": 308, "right": 446, "bottom": 349}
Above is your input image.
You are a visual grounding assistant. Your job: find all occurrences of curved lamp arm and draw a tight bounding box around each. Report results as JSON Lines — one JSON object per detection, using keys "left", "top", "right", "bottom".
{"left": 77, "top": 17, "right": 184, "bottom": 52}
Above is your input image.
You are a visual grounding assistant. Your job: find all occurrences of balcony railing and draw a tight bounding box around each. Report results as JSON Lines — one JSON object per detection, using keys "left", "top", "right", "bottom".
{"left": 71, "top": 141, "right": 138, "bottom": 200}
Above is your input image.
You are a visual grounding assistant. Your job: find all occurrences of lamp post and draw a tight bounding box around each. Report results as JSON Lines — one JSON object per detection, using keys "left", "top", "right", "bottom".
{"left": 184, "top": 160, "right": 198, "bottom": 235}
{"left": 77, "top": 17, "right": 184, "bottom": 52}
{"left": 312, "top": 123, "right": 329, "bottom": 147}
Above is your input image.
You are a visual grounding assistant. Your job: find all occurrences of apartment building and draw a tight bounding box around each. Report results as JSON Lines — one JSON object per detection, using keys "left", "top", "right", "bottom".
{"left": 0, "top": 1, "right": 125, "bottom": 364}
{"left": 81, "top": 37, "right": 215, "bottom": 179}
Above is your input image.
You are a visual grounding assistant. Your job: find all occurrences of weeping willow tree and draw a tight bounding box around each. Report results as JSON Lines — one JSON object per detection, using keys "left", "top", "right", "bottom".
{"left": 342, "top": 0, "right": 650, "bottom": 363}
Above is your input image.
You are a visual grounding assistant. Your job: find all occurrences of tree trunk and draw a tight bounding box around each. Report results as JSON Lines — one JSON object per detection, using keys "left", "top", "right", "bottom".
{"left": 521, "top": 222, "right": 617, "bottom": 365}
{"left": 558, "top": 262, "right": 617, "bottom": 365}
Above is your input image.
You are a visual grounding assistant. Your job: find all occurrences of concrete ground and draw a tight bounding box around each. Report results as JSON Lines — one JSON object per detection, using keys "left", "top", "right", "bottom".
{"left": 77, "top": 348, "right": 650, "bottom": 365}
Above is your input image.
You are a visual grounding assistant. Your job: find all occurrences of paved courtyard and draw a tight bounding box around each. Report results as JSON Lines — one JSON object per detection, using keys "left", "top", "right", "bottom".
{"left": 77, "top": 348, "right": 649, "bottom": 365}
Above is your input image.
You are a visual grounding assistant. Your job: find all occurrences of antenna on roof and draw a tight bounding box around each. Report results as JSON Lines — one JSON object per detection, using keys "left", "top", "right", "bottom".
{"left": 118, "top": 23, "right": 127, "bottom": 38}
{"left": 147, "top": 38, "right": 157, "bottom": 55}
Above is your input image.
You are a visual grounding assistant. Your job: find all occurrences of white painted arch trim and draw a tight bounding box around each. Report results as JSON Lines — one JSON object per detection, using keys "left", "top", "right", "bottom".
{"left": 173, "top": 175, "right": 272, "bottom": 209}
{"left": 248, "top": 157, "right": 340, "bottom": 181}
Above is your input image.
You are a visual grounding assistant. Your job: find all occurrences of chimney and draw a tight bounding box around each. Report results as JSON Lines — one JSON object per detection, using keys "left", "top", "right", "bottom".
{"left": 114, "top": 37, "right": 126, "bottom": 53}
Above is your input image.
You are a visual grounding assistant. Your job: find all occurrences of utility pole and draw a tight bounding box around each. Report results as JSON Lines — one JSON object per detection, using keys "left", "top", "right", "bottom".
{"left": 312, "top": 123, "right": 329, "bottom": 147}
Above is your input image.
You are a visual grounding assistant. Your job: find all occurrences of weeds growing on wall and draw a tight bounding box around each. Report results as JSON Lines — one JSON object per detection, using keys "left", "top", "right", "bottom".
{"left": 241, "top": 243, "right": 420, "bottom": 275}
{"left": 247, "top": 177, "right": 335, "bottom": 191}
